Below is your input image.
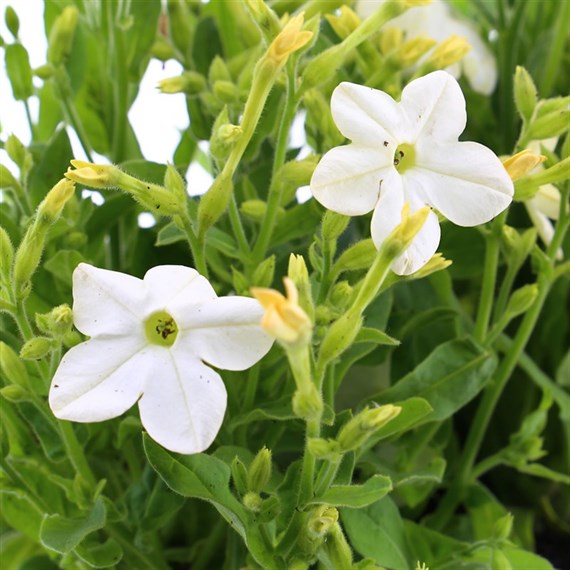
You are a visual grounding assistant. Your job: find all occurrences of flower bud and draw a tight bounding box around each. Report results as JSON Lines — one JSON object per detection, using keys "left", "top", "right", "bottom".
{"left": 0, "top": 384, "right": 30, "bottom": 403}
{"left": 35, "top": 304, "right": 74, "bottom": 339}
{"left": 326, "top": 6, "right": 361, "bottom": 40}
{"left": 34, "top": 63, "right": 55, "bottom": 80}
{"left": 337, "top": 404, "right": 401, "bottom": 452}
{"left": 5, "top": 6, "right": 19, "bottom": 38}
{"left": 231, "top": 456, "right": 248, "bottom": 495}
{"left": 491, "top": 550, "right": 513, "bottom": 570}
{"left": 38, "top": 178, "right": 75, "bottom": 222}
{"left": 317, "top": 523, "right": 353, "bottom": 570}
{"left": 0, "top": 225, "right": 14, "bottom": 280}
{"left": 396, "top": 36, "right": 437, "bottom": 67}
{"left": 505, "top": 284, "right": 539, "bottom": 320}
{"left": 292, "top": 385, "right": 323, "bottom": 422}
{"left": 526, "top": 108, "right": 570, "bottom": 141}
{"left": 380, "top": 27, "right": 404, "bottom": 55}
{"left": 158, "top": 71, "right": 206, "bottom": 95}
{"left": 318, "top": 309, "right": 362, "bottom": 366}
{"left": 322, "top": 211, "right": 350, "bottom": 241}
{"left": 288, "top": 253, "right": 314, "bottom": 321}
{"left": 503, "top": 150, "right": 546, "bottom": 182}
{"left": 232, "top": 267, "right": 249, "bottom": 296}
{"left": 302, "top": 43, "right": 345, "bottom": 91}
{"left": 242, "top": 491, "right": 263, "bottom": 512}
{"left": 247, "top": 447, "right": 272, "bottom": 493}
{"left": 493, "top": 513, "right": 514, "bottom": 541}
{"left": 65, "top": 160, "right": 122, "bottom": 189}
{"left": 252, "top": 277, "right": 312, "bottom": 347}
{"left": 381, "top": 204, "right": 430, "bottom": 260}
{"left": 151, "top": 36, "right": 176, "bottom": 62}
{"left": 407, "top": 253, "right": 452, "bottom": 280}
{"left": 0, "top": 341, "right": 29, "bottom": 387}
{"left": 307, "top": 506, "right": 339, "bottom": 539}
{"left": 267, "top": 13, "right": 313, "bottom": 69}
{"left": 213, "top": 80, "right": 239, "bottom": 104}
{"left": 244, "top": 0, "right": 281, "bottom": 41}
{"left": 333, "top": 239, "right": 377, "bottom": 275}
{"left": 240, "top": 199, "right": 268, "bottom": 222}
{"left": 198, "top": 175, "right": 233, "bottom": 237}
{"left": 19, "top": 337, "right": 55, "bottom": 360}
{"left": 308, "top": 437, "right": 342, "bottom": 461}
{"left": 426, "top": 35, "right": 471, "bottom": 69}
{"left": 6, "top": 134, "right": 31, "bottom": 171}
{"left": 208, "top": 55, "right": 232, "bottom": 84}
{"left": 163, "top": 163, "right": 187, "bottom": 205}
{"left": 252, "top": 255, "right": 275, "bottom": 288}
{"left": 514, "top": 66, "right": 538, "bottom": 123}
{"left": 47, "top": 5, "right": 79, "bottom": 66}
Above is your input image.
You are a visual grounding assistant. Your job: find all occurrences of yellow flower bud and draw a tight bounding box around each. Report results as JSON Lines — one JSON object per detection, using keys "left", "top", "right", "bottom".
{"left": 267, "top": 13, "right": 313, "bottom": 68}
{"left": 157, "top": 71, "right": 206, "bottom": 94}
{"left": 307, "top": 506, "right": 338, "bottom": 539}
{"left": 65, "top": 160, "right": 123, "bottom": 189}
{"left": 35, "top": 304, "right": 74, "bottom": 338}
{"left": 251, "top": 277, "right": 312, "bottom": 347}
{"left": 382, "top": 203, "right": 430, "bottom": 260}
{"left": 380, "top": 27, "right": 404, "bottom": 55}
{"left": 38, "top": 178, "right": 75, "bottom": 222}
{"left": 397, "top": 36, "right": 437, "bottom": 67}
{"left": 326, "top": 6, "right": 361, "bottom": 40}
{"left": 47, "top": 5, "right": 79, "bottom": 66}
{"left": 502, "top": 150, "right": 546, "bottom": 181}
{"left": 407, "top": 253, "right": 452, "bottom": 280}
{"left": 427, "top": 34, "right": 471, "bottom": 69}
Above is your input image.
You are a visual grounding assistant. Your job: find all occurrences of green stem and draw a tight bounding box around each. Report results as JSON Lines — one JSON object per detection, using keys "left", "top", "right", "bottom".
{"left": 299, "top": 417, "right": 320, "bottom": 505}
{"left": 314, "top": 458, "right": 341, "bottom": 497}
{"left": 23, "top": 99, "right": 36, "bottom": 139}
{"left": 176, "top": 214, "right": 208, "bottom": 277}
{"left": 252, "top": 68, "right": 299, "bottom": 265}
{"left": 472, "top": 453, "right": 505, "bottom": 480}
{"left": 228, "top": 194, "right": 250, "bottom": 256}
{"left": 473, "top": 214, "right": 506, "bottom": 342}
{"left": 58, "top": 421, "right": 97, "bottom": 488}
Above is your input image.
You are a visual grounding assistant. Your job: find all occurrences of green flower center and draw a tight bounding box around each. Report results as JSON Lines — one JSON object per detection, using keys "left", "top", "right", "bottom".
{"left": 144, "top": 311, "right": 179, "bottom": 347}
{"left": 393, "top": 143, "right": 416, "bottom": 174}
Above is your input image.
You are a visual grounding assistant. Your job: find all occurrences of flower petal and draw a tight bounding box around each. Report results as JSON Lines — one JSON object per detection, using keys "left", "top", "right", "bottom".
{"left": 331, "top": 81, "right": 406, "bottom": 144}
{"left": 49, "top": 336, "right": 147, "bottom": 421}
{"left": 311, "top": 144, "right": 393, "bottom": 216}
{"left": 142, "top": 265, "right": 217, "bottom": 317}
{"left": 370, "top": 180, "right": 440, "bottom": 275}
{"left": 400, "top": 71, "right": 466, "bottom": 142}
{"left": 411, "top": 140, "right": 513, "bottom": 225}
{"left": 72, "top": 263, "right": 146, "bottom": 337}
{"left": 176, "top": 297, "right": 274, "bottom": 370}
{"left": 138, "top": 351, "right": 226, "bottom": 454}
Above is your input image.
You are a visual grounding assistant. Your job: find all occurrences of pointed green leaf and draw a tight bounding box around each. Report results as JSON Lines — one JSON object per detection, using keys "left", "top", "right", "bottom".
{"left": 313, "top": 475, "right": 393, "bottom": 508}
{"left": 356, "top": 327, "right": 400, "bottom": 347}
{"left": 5, "top": 44, "right": 33, "bottom": 100}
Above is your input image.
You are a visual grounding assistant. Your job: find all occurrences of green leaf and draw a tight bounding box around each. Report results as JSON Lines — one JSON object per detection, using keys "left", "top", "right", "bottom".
{"left": 5, "top": 43, "right": 33, "bottom": 100}
{"left": 313, "top": 475, "right": 393, "bottom": 508}
{"left": 229, "top": 396, "right": 297, "bottom": 430}
{"left": 19, "top": 556, "right": 60, "bottom": 570}
{"left": 356, "top": 327, "right": 400, "bottom": 347}
{"left": 44, "top": 250, "right": 86, "bottom": 285}
{"left": 342, "top": 497, "right": 411, "bottom": 570}
{"left": 143, "top": 434, "right": 246, "bottom": 537}
{"left": 380, "top": 338, "right": 497, "bottom": 423}
{"left": 503, "top": 547, "right": 554, "bottom": 570}
{"left": 126, "top": 0, "right": 161, "bottom": 79}
{"left": 74, "top": 537, "right": 123, "bottom": 568}
{"left": 18, "top": 402, "right": 65, "bottom": 462}
{"left": 465, "top": 483, "right": 509, "bottom": 542}
{"left": 39, "top": 497, "right": 106, "bottom": 554}
{"left": 365, "top": 397, "right": 434, "bottom": 445}
{"left": 0, "top": 492, "right": 44, "bottom": 541}
{"left": 403, "top": 520, "right": 467, "bottom": 566}
{"left": 0, "top": 532, "right": 42, "bottom": 570}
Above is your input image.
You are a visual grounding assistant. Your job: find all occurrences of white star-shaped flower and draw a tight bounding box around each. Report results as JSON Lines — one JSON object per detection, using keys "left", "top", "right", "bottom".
{"left": 310, "top": 71, "right": 513, "bottom": 274}
{"left": 356, "top": 0, "right": 498, "bottom": 95}
{"left": 49, "top": 263, "right": 273, "bottom": 454}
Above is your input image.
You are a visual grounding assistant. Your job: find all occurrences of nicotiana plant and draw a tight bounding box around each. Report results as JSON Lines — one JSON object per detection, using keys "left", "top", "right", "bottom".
{"left": 1, "top": 1, "right": 569, "bottom": 570}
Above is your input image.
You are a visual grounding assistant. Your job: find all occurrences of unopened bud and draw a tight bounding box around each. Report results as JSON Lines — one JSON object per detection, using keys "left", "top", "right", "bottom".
{"left": 514, "top": 66, "right": 538, "bottom": 122}
{"left": 0, "top": 225, "right": 14, "bottom": 279}
{"left": 0, "top": 384, "right": 29, "bottom": 403}
{"left": 408, "top": 253, "right": 452, "bottom": 279}
{"left": 158, "top": 71, "right": 206, "bottom": 95}
{"left": 307, "top": 506, "right": 338, "bottom": 539}
{"left": 213, "top": 80, "right": 239, "bottom": 104}
{"left": 19, "top": 337, "right": 55, "bottom": 360}
{"left": 198, "top": 175, "right": 233, "bottom": 236}
{"left": 244, "top": 0, "right": 281, "bottom": 41}
{"left": 380, "top": 27, "right": 404, "bottom": 55}
{"left": 35, "top": 304, "right": 74, "bottom": 338}
{"left": 308, "top": 438, "right": 342, "bottom": 461}
{"left": 34, "top": 63, "right": 55, "bottom": 80}
{"left": 231, "top": 456, "right": 248, "bottom": 495}
{"left": 38, "top": 178, "right": 75, "bottom": 222}
{"left": 292, "top": 384, "right": 323, "bottom": 422}
{"left": 288, "top": 253, "right": 314, "bottom": 320}
{"left": 337, "top": 404, "right": 402, "bottom": 452}
{"left": 317, "top": 523, "right": 353, "bottom": 570}
{"left": 151, "top": 36, "right": 176, "bottom": 62}
{"left": 243, "top": 491, "right": 263, "bottom": 512}
{"left": 247, "top": 447, "right": 272, "bottom": 493}
{"left": 266, "top": 13, "right": 313, "bottom": 69}
{"left": 0, "top": 341, "right": 29, "bottom": 387}
{"left": 240, "top": 199, "right": 268, "bottom": 222}
{"left": 208, "top": 55, "right": 232, "bottom": 83}
{"left": 493, "top": 513, "right": 514, "bottom": 541}
{"left": 505, "top": 284, "right": 539, "bottom": 319}
{"left": 526, "top": 108, "right": 570, "bottom": 141}
{"left": 329, "top": 281, "right": 353, "bottom": 310}
{"left": 318, "top": 310, "right": 362, "bottom": 365}
{"left": 211, "top": 123, "right": 243, "bottom": 160}
{"left": 322, "top": 211, "right": 350, "bottom": 241}
{"left": 5, "top": 6, "right": 19, "bottom": 38}
{"left": 164, "top": 163, "right": 187, "bottom": 205}
{"left": 232, "top": 267, "right": 249, "bottom": 295}
{"left": 47, "top": 5, "right": 79, "bottom": 65}
{"left": 252, "top": 255, "right": 275, "bottom": 288}
{"left": 65, "top": 160, "right": 122, "bottom": 189}
{"left": 426, "top": 35, "right": 471, "bottom": 69}
{"left": 6, "top": 134, "right": 31, "bottom": 171}
{"left": 502, "top": 150, "right": 546, "bottom": 182}
{"left": 396, "top": 36, "right": 437, "bottom": 67}
{"left": 326, "top": 6, "right": 361, "bottom": 40}
{"left": 381, "top": 204, "right": 430, "bottom": 260}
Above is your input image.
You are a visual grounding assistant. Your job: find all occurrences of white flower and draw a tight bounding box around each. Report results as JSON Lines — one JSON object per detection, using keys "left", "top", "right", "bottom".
{"left": 310, "top": 71, "right": 513, "bottom": 274}
{"left": 49, "top": 263, "right": 273, "bottom": 454}
{"left": 357, "top": 0, "right": 498, "bottom": 95}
